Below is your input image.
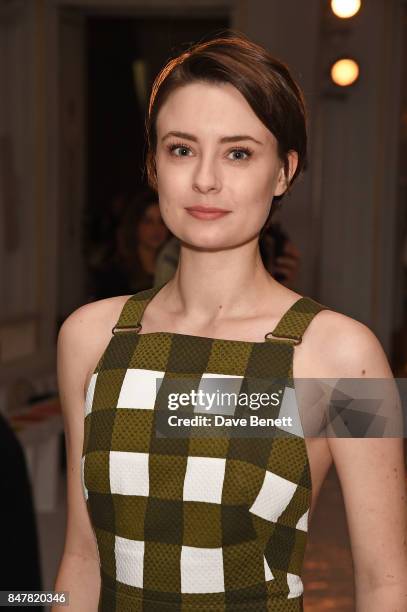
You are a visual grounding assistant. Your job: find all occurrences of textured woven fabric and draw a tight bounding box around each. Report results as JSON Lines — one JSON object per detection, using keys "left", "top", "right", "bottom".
{"left": 82, "top": 285, "right": 328, "bottom": 611}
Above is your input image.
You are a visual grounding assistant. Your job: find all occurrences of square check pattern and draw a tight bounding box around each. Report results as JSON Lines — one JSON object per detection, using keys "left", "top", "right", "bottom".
{"left": 82, "top": 286, "right": 328, "bottom": 611}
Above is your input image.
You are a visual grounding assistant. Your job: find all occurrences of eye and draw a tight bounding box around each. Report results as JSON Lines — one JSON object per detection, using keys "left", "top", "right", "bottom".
{"left": 166, "top": 142, "right": 253, "bottom": 161}
{"left": 228, "top": 147, "right": 253, "bottom": 161}
{"left": 167, "top": 142, "right": 192, "bottom": 157}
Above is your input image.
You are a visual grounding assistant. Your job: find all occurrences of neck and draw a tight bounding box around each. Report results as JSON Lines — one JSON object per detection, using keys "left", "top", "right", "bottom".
{"left": 161, "top": 237, "right": 283, "bottom": 324}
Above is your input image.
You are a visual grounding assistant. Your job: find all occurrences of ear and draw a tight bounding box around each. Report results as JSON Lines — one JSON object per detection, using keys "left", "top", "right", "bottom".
{"left": 273, "top": 150, "right": 299, "bottom": 197}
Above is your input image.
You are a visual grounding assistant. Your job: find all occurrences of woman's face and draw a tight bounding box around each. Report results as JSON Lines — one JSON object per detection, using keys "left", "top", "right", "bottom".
{"left": 154, "top": 81, "right": 297, "bottom": 250}
{"left": 136, "top": 203, "right": 169, "bottom": 250}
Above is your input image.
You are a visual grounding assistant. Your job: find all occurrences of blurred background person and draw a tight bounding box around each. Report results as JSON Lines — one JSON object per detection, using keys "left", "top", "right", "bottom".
{"left": 0, "top": 414, "right": 43, "bottom": 610}
{"left": 89, "top": 187, "right": 169, "bottom": 298}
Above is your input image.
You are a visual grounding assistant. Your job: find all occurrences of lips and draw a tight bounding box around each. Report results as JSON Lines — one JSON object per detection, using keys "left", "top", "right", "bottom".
{"left": 185, "top": 206, "right": 229, "bottom": 213}
{"left": 185, "top": 206, "right": 231, "bottom": 221}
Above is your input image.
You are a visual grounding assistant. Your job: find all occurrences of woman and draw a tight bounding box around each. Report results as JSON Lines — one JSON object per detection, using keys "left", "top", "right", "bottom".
{"left": 54, "top": 32, "right": 407, "bottom": 611}
{"left": 90, "top": 188, "right": 169, "bottom": 298}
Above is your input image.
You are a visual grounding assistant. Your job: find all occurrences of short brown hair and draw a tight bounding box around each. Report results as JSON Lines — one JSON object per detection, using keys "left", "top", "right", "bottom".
{"left": 144, "top": 29, "right": 307, "bottom": 226}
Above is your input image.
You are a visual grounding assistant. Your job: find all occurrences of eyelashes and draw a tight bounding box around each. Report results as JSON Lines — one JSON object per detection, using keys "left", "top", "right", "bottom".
{"left": 166, "top": 141, "right": 253, "bottom": 161}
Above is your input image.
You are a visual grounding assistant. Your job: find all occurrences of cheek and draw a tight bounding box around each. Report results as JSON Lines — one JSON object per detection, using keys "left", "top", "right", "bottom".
{"left": 156, "top": 161, "right": 187, "bottom": 210}
{"left": 231, "top": 167, "right": 274, "bottom": 221}
{"left": 156, "top": 150, "right": 183, "bottom": 185}
{"left": 156, "top": 200, "right": 177, "bottom": 236}
{"left": 158, "top": 198, "right": 171, "bottom": 221}
{"left": 157, "top": 174, "right": 189, "bottom": 227}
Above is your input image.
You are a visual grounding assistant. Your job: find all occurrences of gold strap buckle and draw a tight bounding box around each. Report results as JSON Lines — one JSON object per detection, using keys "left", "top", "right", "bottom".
{"left": 112, "top": 323, "right": 142, "bottom": 335}
{"left": 264, "top": 332, "right": 302, "bottom": 345}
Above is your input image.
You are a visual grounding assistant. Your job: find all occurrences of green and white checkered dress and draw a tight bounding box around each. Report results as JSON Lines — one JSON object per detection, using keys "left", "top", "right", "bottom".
{"left": 82, "top": 284, "right": 328, "bottom": 611}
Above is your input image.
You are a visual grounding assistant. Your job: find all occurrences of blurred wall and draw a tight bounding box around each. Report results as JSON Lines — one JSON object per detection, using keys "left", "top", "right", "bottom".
{"left": 314, "top": 0, "right": 403, "bottom": 350}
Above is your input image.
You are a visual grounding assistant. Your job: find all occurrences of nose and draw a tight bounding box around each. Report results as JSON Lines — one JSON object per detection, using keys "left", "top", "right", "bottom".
{"left": 192, "top": 154, "right": 221, "bottom": 193}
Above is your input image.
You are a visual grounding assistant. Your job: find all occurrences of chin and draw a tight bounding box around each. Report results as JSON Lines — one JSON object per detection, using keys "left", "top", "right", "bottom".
{"left": 179, "top": 233, "right": 247, "bottom": 252}
{"left": 166, "top": 217, "right": 258, "bottom": 250}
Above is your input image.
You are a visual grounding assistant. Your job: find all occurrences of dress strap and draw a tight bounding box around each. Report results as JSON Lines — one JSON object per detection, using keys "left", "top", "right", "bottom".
{"left": 265, "top": 296, "right": 329, "bottom": 345}
{"left": 111, "top": 283, "right": 166, "bottom": 334}
{"left": 112, "top": 287, "right": 329, "bottom": 341}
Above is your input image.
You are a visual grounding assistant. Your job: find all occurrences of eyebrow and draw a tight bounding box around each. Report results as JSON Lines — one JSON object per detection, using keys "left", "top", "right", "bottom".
{"left": 161, "top": 130, "right": 264, "bottom": 145}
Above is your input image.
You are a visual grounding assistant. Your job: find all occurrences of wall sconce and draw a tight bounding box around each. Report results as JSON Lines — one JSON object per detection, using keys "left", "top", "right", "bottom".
{"left": 330, "top": 0, "right": 361, "bottom": 19}
{"left": 330, "top": 58, "right": 360, "bottom": 86}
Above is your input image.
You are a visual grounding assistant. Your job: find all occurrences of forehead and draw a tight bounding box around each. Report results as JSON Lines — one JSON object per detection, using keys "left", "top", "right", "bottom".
{"left": 156, "top": 81, "right": 271, "bottom": 142}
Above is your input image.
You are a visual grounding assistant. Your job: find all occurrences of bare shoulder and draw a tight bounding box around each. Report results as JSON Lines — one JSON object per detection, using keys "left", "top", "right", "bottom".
{"left": 59, "top": 294, "right": 131, "bottom": 337}
{"left": 295, "top": 307, "right": 393, "bottom": 378}
{"left": 57, "top": 294, "right": 132, "bottom": 398}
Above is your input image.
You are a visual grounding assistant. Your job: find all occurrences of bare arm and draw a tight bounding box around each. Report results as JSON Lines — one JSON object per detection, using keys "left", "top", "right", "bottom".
{"left": 324, "top": 317, "right": 407, "bottom": 611}
{"left": 52, "top": 305, "right": 102, "bottom": 611}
